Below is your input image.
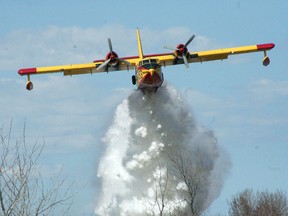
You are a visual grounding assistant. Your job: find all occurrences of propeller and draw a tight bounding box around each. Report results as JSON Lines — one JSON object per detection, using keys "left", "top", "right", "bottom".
{"left": 185, "top": 35, "right": 195, "bottom": 47}
{"left": 96, "top": 58, "right": 111, "bottom": 71}
{"left": 108, "top": 38, "right": 113, "bottom": 53}
{"left": 97, "top": 38, "right": 131, "bottom": 71}
{"left": 107, "top": 38, "right": 131, "bottom": 66}
{"left": 164, "top": 34, "right": 195, "bottom": 68}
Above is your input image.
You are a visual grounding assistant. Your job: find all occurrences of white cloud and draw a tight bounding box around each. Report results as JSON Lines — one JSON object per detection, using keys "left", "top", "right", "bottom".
{"left": 249, "top": 79, "right": 288, "bottom": 97}
{"left": 181, "top": 77, "right": 288, "bottom": 144}
{"left": 0, "top": 73, "right": 131, "bottom": 154}
{"left": 0, "top": 25, "right": 216, "bottom": 71}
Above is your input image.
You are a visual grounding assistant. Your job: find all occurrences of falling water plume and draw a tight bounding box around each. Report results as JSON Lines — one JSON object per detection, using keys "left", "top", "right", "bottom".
{"left": 95, "top": 85, "right": 229, "bottom": 216}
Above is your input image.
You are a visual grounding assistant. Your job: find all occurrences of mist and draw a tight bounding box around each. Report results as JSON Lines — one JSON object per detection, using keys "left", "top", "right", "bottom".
{"left": 95, "top": 84, "right": 230, "bottom": 215}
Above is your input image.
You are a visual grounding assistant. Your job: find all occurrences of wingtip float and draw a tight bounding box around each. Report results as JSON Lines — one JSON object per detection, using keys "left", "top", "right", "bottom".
{"left": 18, "top": 29, "right": 275, "bottom": 93}
{"left": 256, "top": 43, "right": 275, "bottom": 66}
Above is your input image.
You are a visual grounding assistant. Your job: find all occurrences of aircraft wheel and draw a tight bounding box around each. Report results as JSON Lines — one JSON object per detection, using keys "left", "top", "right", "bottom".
{"left": 132, "top": 75, "right": 136, "bottom": 85}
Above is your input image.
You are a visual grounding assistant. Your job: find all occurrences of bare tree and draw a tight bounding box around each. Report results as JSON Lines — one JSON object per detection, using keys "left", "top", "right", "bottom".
{"left": 0, "top": 123, "right": 73, "bottom": 216}
{"left": 144, "top": 164, "right": 190, "bottom": 216}
{"left": 166, "top": 145, "right": 212, "bottom": 216}
{"left": 229, "top": 189, "right": 288, "bottom": 216}
{"left": 152, "top": 166, "right": 170, "bottom": 216}
{"left": 144, "top": 145, "right": 213, "bottom": 216}
{"left": 228, "top": 189, "right": 254, "bottom": 216}
{"left": 144, "top": 166, "right": 170, "bottom": 216}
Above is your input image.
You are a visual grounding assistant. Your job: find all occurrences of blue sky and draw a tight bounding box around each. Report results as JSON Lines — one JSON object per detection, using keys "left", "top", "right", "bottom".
{"left": 1, "top": 0, "right": 287, "bottom": 215}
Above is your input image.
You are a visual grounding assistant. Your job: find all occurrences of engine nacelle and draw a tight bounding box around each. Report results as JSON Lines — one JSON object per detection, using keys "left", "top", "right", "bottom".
{"left": 106, "top": 51, "right": 119, "bottom": 67}
{"left": 175, "top": 44, "right": 188, "bottom": 59}
{"left": 26, "top": 81, "right": 33, "bottom": 91}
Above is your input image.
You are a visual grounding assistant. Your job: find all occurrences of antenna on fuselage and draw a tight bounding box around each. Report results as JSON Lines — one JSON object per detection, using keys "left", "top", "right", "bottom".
{"left": 136, "top": 28, "right": 144, "bottom": 60}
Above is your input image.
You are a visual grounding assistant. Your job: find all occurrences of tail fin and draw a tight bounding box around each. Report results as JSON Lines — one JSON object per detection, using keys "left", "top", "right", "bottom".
{"left": 136, "top": 28, "right": 144, "bottom": 59}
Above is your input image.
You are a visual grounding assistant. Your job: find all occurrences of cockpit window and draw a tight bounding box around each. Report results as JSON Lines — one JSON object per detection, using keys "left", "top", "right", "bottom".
{"left": 139, "top": 59, "right": 159, "bottom": 69}
{"left": 143, "top": 62, "right": 159, "bottom": 69}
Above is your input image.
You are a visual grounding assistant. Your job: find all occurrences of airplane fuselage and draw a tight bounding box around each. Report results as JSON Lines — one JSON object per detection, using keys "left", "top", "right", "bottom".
{"left": 134, "top": 58, "right": 164, "bottom": 93}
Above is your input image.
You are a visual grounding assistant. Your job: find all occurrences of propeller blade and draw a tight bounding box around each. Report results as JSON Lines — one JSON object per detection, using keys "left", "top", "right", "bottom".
{"left": 108, "top": 38, "right": 113, "bottom": 53}
{"left": 118, "top": 58, "right": 131, "bottom": 66}
{"left": 97, "top": 59, "right": 111, "bottom": 71}
{"left": 182, "top": 53, "right": 189, "bottom": 68}
{"left": 184, "top": 35, "right": 195, "bottom": 47}
{"left": 163, "top": 45, "right": 178, "bottom": 51}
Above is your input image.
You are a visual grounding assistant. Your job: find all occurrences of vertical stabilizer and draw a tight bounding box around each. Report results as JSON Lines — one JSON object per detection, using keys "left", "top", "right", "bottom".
{"left": 136, "top": 28, "right": 144, "bottom": 59}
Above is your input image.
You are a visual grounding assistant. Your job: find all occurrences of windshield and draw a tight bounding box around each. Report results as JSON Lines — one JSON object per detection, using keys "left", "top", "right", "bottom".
{"left": 139, "top": 59, "right": 159, "bottom": 69}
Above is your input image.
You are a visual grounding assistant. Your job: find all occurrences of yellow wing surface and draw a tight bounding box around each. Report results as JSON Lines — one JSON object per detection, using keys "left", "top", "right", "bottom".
{"left": 18, "top": 28, "right": 274, "bottom": 91}
{"left": 18, "top": 44, "right": 274, "bottom": 75}
{"left": 144, "top": 43, "right": 274, "bottom": 66}
{"left": 18, "top": 43, "right": 274, "bottom": 75}
{"left": 18, "top": 58, "right": 138, "bottom": 76}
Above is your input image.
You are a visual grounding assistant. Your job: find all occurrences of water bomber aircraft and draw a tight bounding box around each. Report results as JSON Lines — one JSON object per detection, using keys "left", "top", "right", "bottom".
{"left": 18, "top": 29, "right": 275, "bottom": 94}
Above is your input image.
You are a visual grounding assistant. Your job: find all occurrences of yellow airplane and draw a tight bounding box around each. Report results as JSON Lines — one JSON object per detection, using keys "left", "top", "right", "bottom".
{"left": 18, "top": 28, "right": 275, "bottom": 94}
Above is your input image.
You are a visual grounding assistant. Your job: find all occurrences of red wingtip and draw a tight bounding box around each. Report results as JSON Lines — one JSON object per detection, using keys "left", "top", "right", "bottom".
{"left": 257, "top": 43, "right": 275, "bottom": 51}
{"left": 18, "top": 68, "right": 37, "bottom": 76}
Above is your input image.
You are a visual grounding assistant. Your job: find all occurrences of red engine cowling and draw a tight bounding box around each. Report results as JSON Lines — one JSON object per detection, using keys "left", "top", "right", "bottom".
{"left": 105, "top": 51, "right": 119, "bottom": 67}
{"left": 175, "top": 44, "right": 189, "bottom": 59}
{"left": 96, "top": 38, "right": 131, "bottom": 71}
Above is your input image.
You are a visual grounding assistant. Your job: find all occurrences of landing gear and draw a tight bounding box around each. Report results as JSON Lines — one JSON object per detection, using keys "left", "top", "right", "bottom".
{"left": 132, "top": 75, "right": 136, "bottom": 85}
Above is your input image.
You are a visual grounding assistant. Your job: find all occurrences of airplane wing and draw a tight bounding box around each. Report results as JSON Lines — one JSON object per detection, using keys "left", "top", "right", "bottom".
{"left": 18, "top": 27, "right": 275, "bottom": 91}
{"left": 18, "top": 58, "right": 138, "bottom": 77}
{"left": 149, "top": 43, "right": 275, "bottom": 67}
{"left": 18, "top": 43, "right": 275, "bottom": 76}
{"left": 18, "top": 56, "right": 141, "bottom": 90}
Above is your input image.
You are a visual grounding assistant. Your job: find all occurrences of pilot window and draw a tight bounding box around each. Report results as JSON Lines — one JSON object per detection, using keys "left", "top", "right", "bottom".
{"left": 140, "top": 59, "right": 159, "bottom": 69}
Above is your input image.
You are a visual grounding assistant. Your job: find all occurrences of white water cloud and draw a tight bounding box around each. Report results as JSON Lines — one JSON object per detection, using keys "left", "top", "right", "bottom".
{"left": 95, "top": 85, "right": 230, "bottom": 216}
